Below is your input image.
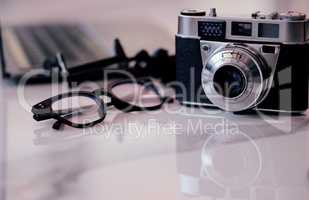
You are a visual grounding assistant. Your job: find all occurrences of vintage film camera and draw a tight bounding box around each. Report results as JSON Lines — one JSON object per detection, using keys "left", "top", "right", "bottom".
{"left": 176, "top": 9, "right": 309, "bottom": 113}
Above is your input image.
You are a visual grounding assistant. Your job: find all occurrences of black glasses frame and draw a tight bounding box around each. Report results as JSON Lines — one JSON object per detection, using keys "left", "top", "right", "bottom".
{"left": 32, "top": 91, "right": 107, "bottom": 129}
{"left": 32, "top": 78, "right": 172, "bottom": 130}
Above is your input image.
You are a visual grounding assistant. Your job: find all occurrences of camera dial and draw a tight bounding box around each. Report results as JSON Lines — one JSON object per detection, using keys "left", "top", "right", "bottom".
{"left": 181, "top": 9, "right": 206, "bottom": 16}
{"left": 279, "top": 11, "right": 306, "bottom": 21}
{"left": 201, "top": 44, "right": 272, "bottom": 112}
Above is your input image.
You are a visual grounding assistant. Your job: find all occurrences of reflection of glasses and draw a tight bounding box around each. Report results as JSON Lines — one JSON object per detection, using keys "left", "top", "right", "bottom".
{"left": 32, "top": 78, "right": 172, "bottom": 130}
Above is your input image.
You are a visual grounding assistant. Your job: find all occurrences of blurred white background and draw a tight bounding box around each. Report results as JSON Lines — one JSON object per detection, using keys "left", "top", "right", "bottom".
{"left": 0, "top": 0, "right": 308, "bottom": 69}
{"left": 1, "top": 0, "right": 308, "bottom": 27}
{"left": 1, "top": 0, "right": 308, "bottom": 54}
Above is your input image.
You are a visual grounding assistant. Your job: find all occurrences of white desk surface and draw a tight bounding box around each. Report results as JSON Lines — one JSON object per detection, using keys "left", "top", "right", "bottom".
{"left": 2, "top": 76, "right": 309, "bottom": 200}
{"left": 1, "top": 15, "right": 309, "bottom": 200}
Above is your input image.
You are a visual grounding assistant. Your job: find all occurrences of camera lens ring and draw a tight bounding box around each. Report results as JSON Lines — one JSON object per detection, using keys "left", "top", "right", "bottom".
{"left": 201, "top": 44, "right": 271, "bottom": 112}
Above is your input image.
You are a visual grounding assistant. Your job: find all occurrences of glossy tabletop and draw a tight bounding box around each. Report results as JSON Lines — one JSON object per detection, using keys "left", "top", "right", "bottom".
{"left": 1, "top": 79, "right": 309, "bottom": 200}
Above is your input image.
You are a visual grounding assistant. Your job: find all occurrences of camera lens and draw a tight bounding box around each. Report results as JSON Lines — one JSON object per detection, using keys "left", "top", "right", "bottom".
{"left": 202, "top": 45, "right": 271, "bottom": 112}
{"left": 213, "top": 66, "right": 246, "bottom": 98}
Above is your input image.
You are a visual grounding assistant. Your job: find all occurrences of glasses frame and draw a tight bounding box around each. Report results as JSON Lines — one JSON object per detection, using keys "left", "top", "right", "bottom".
{"left": 32, "top": 78, "right": 171, "bottom": 130}
{"left": 32, "top": 91, "right": 107, "bottom": 129}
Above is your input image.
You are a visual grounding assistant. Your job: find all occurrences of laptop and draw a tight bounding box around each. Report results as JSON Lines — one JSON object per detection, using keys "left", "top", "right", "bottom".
{"left": 0, "top": 23, "right": 109, "bottom": 83}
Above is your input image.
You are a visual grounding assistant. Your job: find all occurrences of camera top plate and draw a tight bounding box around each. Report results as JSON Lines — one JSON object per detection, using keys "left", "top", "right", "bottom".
{"left": 178, "top": 9, "right": 309, "bottom": 44}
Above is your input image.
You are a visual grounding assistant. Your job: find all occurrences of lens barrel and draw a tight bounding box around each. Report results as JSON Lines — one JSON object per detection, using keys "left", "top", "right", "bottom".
{"left": 202, "top": 44, "right": 271, "bottom": 112}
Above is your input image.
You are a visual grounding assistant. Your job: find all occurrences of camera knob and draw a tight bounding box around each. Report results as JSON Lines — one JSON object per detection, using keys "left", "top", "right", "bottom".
{"left": 268, "top": 12, "right": 279, "bottom": 19}
{"left": 181, "top": 9, "right": 206, "bottom": 16}
{"left": 209, "top": 8, "right": 217, "bottom": 17}
{"left": 252, "top": 11, "right": 261, "bottom": 19}
{"left": 279, "top": 11, "right": 306, "bottom": 20}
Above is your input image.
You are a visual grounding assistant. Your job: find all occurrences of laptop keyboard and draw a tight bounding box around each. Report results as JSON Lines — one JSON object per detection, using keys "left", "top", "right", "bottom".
{"left": 2, "top": 24, "right": 106, "bottom": 75}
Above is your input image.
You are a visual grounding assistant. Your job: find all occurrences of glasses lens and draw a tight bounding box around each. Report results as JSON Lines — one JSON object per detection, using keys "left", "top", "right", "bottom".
{"left": 111, "top": 82, "right": 162, "bottom": 109}
{"left": 51, "top": 96, "right": 102, "bottom": 125}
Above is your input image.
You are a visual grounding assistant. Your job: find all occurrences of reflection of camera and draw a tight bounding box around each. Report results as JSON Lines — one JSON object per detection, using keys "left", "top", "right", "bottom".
{"left": 176, "top": 123, "right": 309, "bottom": 199}
{"left": 176, "top": 9, "right": 309, "bottom": 113}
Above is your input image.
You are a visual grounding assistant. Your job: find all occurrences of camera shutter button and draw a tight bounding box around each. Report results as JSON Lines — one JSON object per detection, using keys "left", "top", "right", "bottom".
{"left": 209, "top": 8, "right": 217, "bottom": 17}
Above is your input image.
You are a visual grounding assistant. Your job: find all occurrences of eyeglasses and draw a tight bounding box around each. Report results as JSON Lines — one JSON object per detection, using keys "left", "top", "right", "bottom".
{"left": 32, "top": 78, "right": 172, "bottom": 130}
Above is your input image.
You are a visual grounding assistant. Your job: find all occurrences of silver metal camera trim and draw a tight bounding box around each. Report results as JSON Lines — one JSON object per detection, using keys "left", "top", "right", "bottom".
{"left": 200, "top": 42, "right": 280, "bottom": 112}
{"left": 178, "top": 15, "right": 309, "bottom": 44}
